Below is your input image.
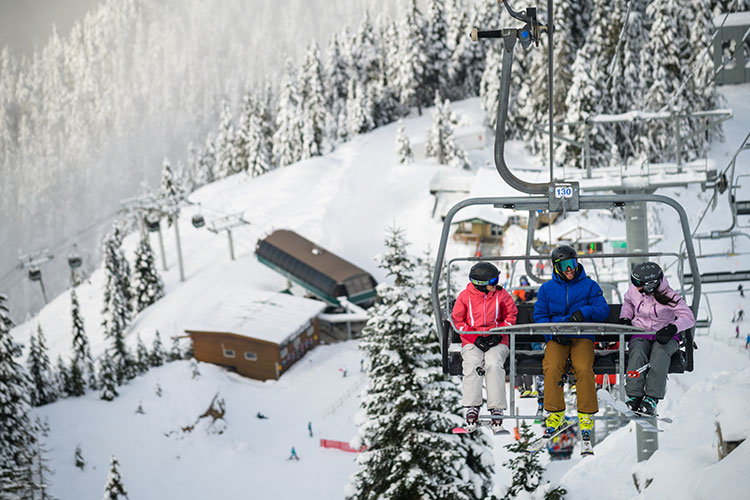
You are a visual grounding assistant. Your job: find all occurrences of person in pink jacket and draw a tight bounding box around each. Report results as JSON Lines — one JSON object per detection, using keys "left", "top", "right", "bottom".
{"left": 618, "top": 262, "right": 695, "bottom": 415}
{"left": 451, "top": 262, "right": 518, "bottom": 431}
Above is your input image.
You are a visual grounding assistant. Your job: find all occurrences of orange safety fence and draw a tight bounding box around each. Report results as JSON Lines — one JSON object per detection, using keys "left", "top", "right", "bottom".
{"left": 320, "top": 439, "right": 367, "bottom": 453}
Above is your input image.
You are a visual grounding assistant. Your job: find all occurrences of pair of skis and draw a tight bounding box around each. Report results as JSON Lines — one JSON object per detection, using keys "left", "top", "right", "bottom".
{"left": 452, "top": 415, "right": 510, "bottom": 435}
{"left": 597, "top": 389, "right": 672, "bottom": 430}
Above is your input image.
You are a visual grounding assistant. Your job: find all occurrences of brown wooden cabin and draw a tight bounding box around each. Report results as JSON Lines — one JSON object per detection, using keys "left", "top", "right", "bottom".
{"left": 185, "top": 290, "right": 327, "bottom": 381}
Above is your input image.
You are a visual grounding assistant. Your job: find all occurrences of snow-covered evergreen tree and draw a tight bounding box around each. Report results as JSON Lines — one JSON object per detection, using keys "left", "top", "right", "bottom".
{"left": 74, "top": 445, "right": 85, "bottom": 470}
{"left": 396, "top": 0, "right": 426, "bottom": 115}
{"left": 54, "top": 354, "right": 69, "bottom": 398}
{"left": 135, "top": 335, "right": 150, "bottom": 375}
{"left": 501, "top": 421, "right": 546, "bottom": 499}
{"left": 300, "top": 41, "right": 329, "bottom": 159}
{"left": 27, "top": 324, "right": 57, "bottom": 406}
{"left": 29, "top": 417, "right": 55, "bottom": 499}
{"left": 451, "top": 0, "right": 501, "bottom": 99}
{"left": 273, "top": 60, "right": 304, "bottom": 167}
{"left": 395, "top": 119, "right": 414, "bottom": 164}
{"left": 479, "top": 44, "right": 502, "bottom": 130}
{"left": 159, "top": 158, "right": 181, "bottom": 202}
{"left": 241, "top": 94, "right": 272, "bottom": 178}
{"left": 214, "top": 101, "right": 236, "bottom": 178}
{"left": 426, "top": 92, "right": 470, "bottom": 169}
{"left": 351, "top": 11, "right": 382, "bottom": 89}
{"left": 346, "top": 228, "right": 493, "bottom": 500}
{"left": 168, "top": 336, "right": 183, "bottom": 361}
{"left": 324, "top": 31, "right": 350, "bottom": 128}
{"left": 639, "top": 0, "right": 692, "bottom": 161}
{"left": 101, "top": 226, "right": 135, "bottom": 383}
{"left": 346, "top": 80, "right": 375, "bottom": 137}
{"left": 133, "top": 233, "right": 164, "bottom": 313}
{"left": 98, "top": 352, "right": 119, "bottom": 401}
{"left": 195, "top": 135, "right": 217, "bottom": 187}
{"left": 70, "top": 288, "right": 97, "bottom": 390}
{"left": 234, "top": 91, "right": 254, "bottom": 174}
{"left": 150, "top": 330, "right": 166, "bottom": 367}
{"left": 422, "top": 0, "right": 451, "bottom": 105}
{"left": 0, "top": 294, "right": 37, "bottom": 496}
{"left": 102, "top": 455, "right": 129, "bottom": 499}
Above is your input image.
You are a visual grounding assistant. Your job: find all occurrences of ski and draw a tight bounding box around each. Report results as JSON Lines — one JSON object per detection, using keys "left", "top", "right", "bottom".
{"left": 597, "top": 389, "right": 662, "bottom": 432}
{"left": 629, "top": 410, "right": 673, "bottom": 424}
{"left": 452, "top": 416, "right": 510, "bottom": 435}
{"left": 580, "top": 438, "right": 594, "bottom": 456}
{"left": 524, "top": 420, "right": 575, "bottom": 454}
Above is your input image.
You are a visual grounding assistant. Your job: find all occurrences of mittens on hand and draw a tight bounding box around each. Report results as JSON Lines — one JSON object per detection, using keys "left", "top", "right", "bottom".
{"left": 568, "top": 310, "right": 585, "bottom": 322}
{"left": 655, "top": 323, "right": 678, "bottom": 344}
{"left": 618, "top": 317, "right": 633, "bottom": 326}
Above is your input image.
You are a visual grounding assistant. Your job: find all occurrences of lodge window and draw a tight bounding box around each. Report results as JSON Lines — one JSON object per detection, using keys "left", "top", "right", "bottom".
{"left": 223, "top": 348, "right": 236, "bottom": 358}
{"left": 281, "top": 347, "right": 288, "bottom": 358}
{"left": 244, "top": 352, "right": 257, "bottom": 361}
{"left": 293, "top": 337, "right": 301, "bottom": 349}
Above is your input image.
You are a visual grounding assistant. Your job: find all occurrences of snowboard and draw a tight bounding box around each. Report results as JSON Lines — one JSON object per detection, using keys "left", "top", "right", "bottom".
{"left": 597, "top": 389, "right": 664, "bottom": 432}
{"left": 524, "top": 420, "right": 575, "bottom": 454}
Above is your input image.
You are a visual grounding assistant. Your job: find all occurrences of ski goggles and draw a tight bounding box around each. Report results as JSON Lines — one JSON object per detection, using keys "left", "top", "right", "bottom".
{"left": 470, "top": 276, "right": 499, "bottom": 286}
{"left": 555, "top": 258, "right": 577, "bottom": 272}
{"left": 631, "top": 277, "right": 659, "bottom": 293}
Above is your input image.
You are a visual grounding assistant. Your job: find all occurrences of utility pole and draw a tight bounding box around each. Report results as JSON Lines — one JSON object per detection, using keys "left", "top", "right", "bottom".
{"left": 18, "top": 249, "right": 54, "bottom": 304}
{"left": 205, "top": 213, "right": 250, "bottom": 261}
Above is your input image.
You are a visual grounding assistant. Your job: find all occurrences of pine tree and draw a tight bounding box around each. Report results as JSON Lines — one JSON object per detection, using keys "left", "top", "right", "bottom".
{"left": 426, "top": 92, "right": 470, "bottom": 169}
{"left": 479, "top": 44, "right": 502, "bottom": 130}
{"left": 396, "top": 0, "right": 426, "bottom": 115}
{"left": 451, "top": 0, "right": 502, "bottom": 99}
{"left": 168, "top": 336, "right": 183, "bottom": 362}
{"left": 501, "top": 421, "right": 546, "bottom": 499}
{"left": 395, "top": 119, "right": 414, "bottom": 164}
{"left": 150, "top": 331, "right": 166, "bottom": 367}
{"left": 99, "top": 352, "right": 119, "bottom": 401}
{"left": 102, "top": 455, "right": 129, "bottom": 499}
{"left": 346, "top": 228, "right": 493, "bottom": 500}
{"left": 214, "top": 101, "right": 236, "bottom": 178}
{"left": 71, "top": 288, "right": 97, "bottom": 390}
{"left": 27, "top": 324, "right": 57, "bottom": 406}
{"left": 242, "top": 94, "right": 272, "bottom": 178}
{"left": 29, "top": 417, "right": 55, "bottom": 499}
{"left": 133, "top": 233, "right": 164, "bottom": 313}
{"left": 300, "top": 41, "right": 329, "bottom": 159}
{"left": 135, "top": 335, "right": 150, "bottom": 375}
{"left": 0, "top": 294, "right": 37, "bottom": 496}
{"left": 54, "top": 354, "right": 69, "bottom": 398}
{"left": 101, "top": 225, "right": 135, "bottom": 384}
{"left": 159, "top": 158, "right": 181, "bottom": 202}
{"left": 234, "top": 91, "right": 253, "bottom": 174}
{"left": 195, "top": 135, "right": 217, "bottom": 187}
{"left": 324, "top": 31, "right": 350, "bottom": 129}
{"left": 422, "top": 0, "right": 451, "bottom": 105}
{"left": 346, "top": 80, "right": 375, "bottom": 137}
{"left": 273, "top": 60, "right": 304, "bottom": 167}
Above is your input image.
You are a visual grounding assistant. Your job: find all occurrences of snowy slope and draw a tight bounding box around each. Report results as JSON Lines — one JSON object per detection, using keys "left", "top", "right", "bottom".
{"left": 10, "top": 83, "right": 750, "bottom": 498}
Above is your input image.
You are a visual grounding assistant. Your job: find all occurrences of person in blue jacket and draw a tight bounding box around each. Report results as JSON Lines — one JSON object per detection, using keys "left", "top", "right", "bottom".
{"left": 533, "top": 245, "right": 609, "bottom": 443}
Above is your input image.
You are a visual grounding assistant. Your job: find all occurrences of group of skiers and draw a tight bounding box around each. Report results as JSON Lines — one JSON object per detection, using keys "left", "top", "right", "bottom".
{"left": 451, "top": 244, "right": 696, "bottom": 450}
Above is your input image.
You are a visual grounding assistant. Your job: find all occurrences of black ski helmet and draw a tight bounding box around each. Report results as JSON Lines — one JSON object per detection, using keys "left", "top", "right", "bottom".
{"left": 551, "top": 244, "right": 578, "bottom": 279}
{"left": 469, "top": 262, "right": 500, "bottom": 292}
{"left": 519, "top": 275, "right": 529, "bottom": 286}
{"left": 631, "top": 262, "right": 663, "bottom": 294}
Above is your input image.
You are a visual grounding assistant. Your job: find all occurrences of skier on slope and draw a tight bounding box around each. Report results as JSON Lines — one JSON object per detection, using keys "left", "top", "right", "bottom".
{"left": 451, "top": 262, "right": 518, "bottom": 432}
{"left": 618, "top": 262, "right": 695, "bottom": 416}
{"left": 533, "top": 245, "right": 609, "bottom": 451}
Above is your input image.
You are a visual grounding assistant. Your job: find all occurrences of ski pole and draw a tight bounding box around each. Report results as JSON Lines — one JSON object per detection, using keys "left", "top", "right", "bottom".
{"left": 627, "top": 363, "right": 650, "bottom": 378}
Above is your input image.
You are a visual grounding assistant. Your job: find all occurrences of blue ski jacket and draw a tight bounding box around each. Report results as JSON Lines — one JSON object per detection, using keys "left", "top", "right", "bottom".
{"left": 533, "top": 265, "right": 609, "bottom": 342}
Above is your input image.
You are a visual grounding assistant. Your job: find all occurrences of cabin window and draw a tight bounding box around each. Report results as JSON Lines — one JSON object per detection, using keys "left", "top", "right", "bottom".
{"left": 306, "top": 326, "right": 314, "bottom": 337}
{"left": 281, "top": 347, "right": 288, "bottom": 358}
{"left": 244, "top": 352, "right": 257, "bottom": 361}
{"left": 293, "top": 337, "right": 301, "bottom": 349}
{"left": 223, "top": 348, "right": 236, "bottom": 358}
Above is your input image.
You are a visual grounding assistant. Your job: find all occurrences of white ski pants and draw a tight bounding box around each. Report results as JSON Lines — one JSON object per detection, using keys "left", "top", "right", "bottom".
{"left": 461, "top": 342, "right": 509, "bottom": 409}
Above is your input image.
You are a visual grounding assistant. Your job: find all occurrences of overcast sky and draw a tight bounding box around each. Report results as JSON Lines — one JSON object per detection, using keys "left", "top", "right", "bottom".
{"left": 0, "top": 0, "right": 102, "bottom": 54}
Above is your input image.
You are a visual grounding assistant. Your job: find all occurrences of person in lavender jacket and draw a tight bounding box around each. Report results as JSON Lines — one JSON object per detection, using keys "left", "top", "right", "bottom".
{"left": 618, "top": 262, "right": 695, "bottom": 415}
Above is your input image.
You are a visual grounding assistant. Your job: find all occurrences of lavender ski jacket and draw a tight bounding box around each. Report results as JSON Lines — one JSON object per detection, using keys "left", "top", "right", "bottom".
{"left": 620, "top": 276, "right": 696, "bottom": 342}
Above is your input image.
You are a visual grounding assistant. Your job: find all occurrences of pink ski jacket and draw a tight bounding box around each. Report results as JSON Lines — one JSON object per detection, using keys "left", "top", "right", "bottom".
{"left": 451, "top": 283, "right": 518, "bottom": 347}
{"left": 620, "top": 276, "right": 696, "bottom": 342}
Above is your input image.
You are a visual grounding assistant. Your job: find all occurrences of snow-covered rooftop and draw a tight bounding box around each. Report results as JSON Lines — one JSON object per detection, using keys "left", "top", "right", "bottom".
{"left": 185, "top": 287, "right": 327, "bottom": 345}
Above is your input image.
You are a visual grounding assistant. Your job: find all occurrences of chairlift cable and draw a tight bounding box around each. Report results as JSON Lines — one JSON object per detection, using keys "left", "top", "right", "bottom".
{"left": 603, "top": 0, "right": 633, "bottom": 90}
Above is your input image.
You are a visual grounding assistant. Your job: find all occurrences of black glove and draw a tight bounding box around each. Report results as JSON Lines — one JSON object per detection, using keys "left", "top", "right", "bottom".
{"left": 568, "top": 310, "right": 585, "bottom": 323}
{"left": 474, "top": 334, "right": 501, "bottom": 352}
{"left": 618, "top": 317, "right": 633, "bottom": 326}
{"left": 655, "top": 323, "right": 677, "bottom": 344}
{"left": 552, "top": 335, "right": 572, "bottom": 346}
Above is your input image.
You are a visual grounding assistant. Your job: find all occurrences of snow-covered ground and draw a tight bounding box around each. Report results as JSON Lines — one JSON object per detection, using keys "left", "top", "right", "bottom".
{"left": 10, "top": 84, "right": 750, "bottom": 498}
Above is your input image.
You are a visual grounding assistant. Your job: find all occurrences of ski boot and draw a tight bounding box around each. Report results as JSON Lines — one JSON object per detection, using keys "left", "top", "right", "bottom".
{"left": 639, "top": 396, "right": 658, "bottom": 416}
{"left": 625, "top": 396, "right": 642, "bottom": 412}
{"left": 543, "top": 411, "right": 566, "bottom": 438}
{"left": 464, "top": 406, "right": 480, "bottom": 432}
{"left": 489, "top": 408, "right": 504, "bottom": 431}
{"left": 578, "top": 412, "right": 594, "bottom": 456}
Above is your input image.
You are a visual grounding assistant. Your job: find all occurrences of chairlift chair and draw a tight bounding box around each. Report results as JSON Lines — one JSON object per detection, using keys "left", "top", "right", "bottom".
{"left": 28, "top": 266, "right": 42, "bottom": 281}
{"left": 145, "top": 213, "right": 161, "bottom": 232}
{"left": 191, "top": 214, "right": 205, "bottom": 228}
{"left": 431, "top": 1, "right": 701, "bottom": 423}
